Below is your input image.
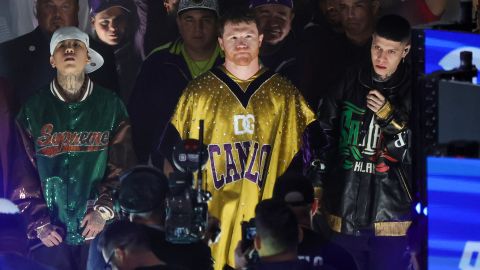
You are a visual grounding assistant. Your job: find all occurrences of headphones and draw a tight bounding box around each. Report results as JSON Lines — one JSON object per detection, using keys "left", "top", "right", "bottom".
{"left": 118, "top": 165, "right": 166, "bottom": 183}
{"left": 115, "top": 165, "right": 170, "bottom": 215}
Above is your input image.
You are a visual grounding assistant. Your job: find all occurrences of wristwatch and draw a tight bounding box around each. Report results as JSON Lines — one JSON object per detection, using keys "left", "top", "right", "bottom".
{"left": 93, "top": 205, "right": 114, "bottom": 221}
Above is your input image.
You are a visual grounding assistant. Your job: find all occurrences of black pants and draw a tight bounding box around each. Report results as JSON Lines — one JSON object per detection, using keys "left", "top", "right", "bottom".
{"left": 332, "top": 233, "right": 409, "bottom": 270}
{"left": 29, "top": 242, "right": 90, "bottom": 270}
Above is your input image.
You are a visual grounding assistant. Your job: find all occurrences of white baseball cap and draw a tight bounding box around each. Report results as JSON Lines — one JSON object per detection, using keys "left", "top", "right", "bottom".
{"left": 0, "top": 198, "right": 19, "bottom": 214}
{"left": 50, "top": 26, "right": 104, "bottom": 74}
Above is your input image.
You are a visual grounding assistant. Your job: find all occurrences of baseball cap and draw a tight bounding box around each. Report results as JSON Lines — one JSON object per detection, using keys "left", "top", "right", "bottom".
{"left": 0, "top": 198, "right": 19, "bottom": 214}
{"left": 273, "top": 172, "right": 314, "bottom": 206}
{"left": 249, "top": 0, "right": 294, "bottom": 9}
{"left": 177, "top": 0, "right": 219, "bottom": 16}
{"left": 89, "top": 0, "right": 131, "bottom": 16}
{"left": 50, "top": 27, "right": 104, "bottom": 74}
{"left": 118, "top": 166, "right": 170, "bottom": 214}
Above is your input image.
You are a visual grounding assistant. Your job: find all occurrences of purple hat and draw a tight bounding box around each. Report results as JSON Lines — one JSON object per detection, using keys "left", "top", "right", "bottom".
{"left": 249, "top": 0, "right": 294, "bottom": 9}
{"left": 89, "top": 0, "right": 131, "bottom": 16}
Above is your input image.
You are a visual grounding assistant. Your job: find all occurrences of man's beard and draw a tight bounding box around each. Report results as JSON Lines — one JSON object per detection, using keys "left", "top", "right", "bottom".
{"left": 372, "top": 70, "right": 392, "bottom": 82}
{"left": 231, "top": 53, "right": 255, "bottom": 66}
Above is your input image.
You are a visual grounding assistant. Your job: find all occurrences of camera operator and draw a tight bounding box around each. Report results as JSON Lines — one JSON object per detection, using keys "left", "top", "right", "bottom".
{"left": 88, "top": 166, "right": 213, "bottom": 270}
{"left": 273, "top": 172, "right": 358, "bottom": 270}
{"left": 99, "top": 220, "right": 178, "bottom": 270}
{"left": 117, "top": 166, "right": 214, "bottom": 270}
{"left": 233, "top": 199, "right": 313, "bottom": 270}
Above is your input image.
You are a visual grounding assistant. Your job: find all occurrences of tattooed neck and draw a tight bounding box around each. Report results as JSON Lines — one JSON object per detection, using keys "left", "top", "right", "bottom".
{"left": 56, "top": 73, "right": 87, "bottom": 102}
{"left": 57, "top": 73, "right": 85, "bottom": 92}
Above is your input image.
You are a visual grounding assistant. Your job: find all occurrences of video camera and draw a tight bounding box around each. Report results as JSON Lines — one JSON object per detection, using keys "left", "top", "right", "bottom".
{"left": 165, "top": 120, "right": 212, "bottom": 244}
{"left": 429, "top": 51, "right": 478, "bottom": 82}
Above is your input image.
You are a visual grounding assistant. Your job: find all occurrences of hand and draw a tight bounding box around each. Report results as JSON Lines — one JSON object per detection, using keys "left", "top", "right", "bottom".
{"left": 234, "top": 240, "right": 251, "bottom": 269}
{"left": 366, "top": 90, "right": 386, "bottom": 113}
{"left": 37, "top": 224, "right": 63, "bottom": 247}
{"left": 81, "top": 210, "right": 106, "bottom": 240}
{"left": 204, "top": 216, "right": 221, "bottom": 245}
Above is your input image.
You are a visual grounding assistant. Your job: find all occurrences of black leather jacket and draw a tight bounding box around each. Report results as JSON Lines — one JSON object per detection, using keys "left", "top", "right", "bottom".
{"left": 317, "top": 62, "right": 412, "bottom": 236}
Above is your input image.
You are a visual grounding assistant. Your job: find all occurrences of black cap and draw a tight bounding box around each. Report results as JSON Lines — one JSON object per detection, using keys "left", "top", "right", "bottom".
{"left": 89, "top": 0, "right": 131, "bottom": 16}
{"left": 273, "top": 172, "right": 314, "bottom": 206}
{"left": 118, "top": 166, "right": 169, "bottom": 214}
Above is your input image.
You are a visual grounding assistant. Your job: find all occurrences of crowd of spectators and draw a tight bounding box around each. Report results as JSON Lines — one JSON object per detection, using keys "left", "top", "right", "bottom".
{"left": 0, "top": 0, "right": 471, "bottom": 270}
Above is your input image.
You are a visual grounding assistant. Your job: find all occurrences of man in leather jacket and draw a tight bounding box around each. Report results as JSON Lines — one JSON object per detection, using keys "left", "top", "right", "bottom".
{"left": 315, "top": 14, "right": 413, "bottom": 270}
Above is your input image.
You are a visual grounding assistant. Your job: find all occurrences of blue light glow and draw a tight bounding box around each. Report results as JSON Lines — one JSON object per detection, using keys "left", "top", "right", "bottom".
{"left": 427, "top": 157, "right": 480, "bottom": 269}
{"left": 415, "top": 202, "right": 422, "bottom": 214}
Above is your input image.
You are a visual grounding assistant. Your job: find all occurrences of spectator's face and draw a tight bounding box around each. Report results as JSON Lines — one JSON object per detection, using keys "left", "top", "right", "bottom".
{"left": 50, "top": 39, "right": 89, "bottom": 75}
{"left": 218, "top": 21, "right": 263, "bottom": 66}
{"left": 319, "top": 0, "right": 341, "bottom": 26}
{"left": 91, "top": 7, "right": 129, "bottom": 46}
{"left": 254, "top": 4, "right": 294, "bottom": 45}
{"left": 338, "top": 0, "right": 378, "bottom": 36}
{"left": 371, "top": 34, "right": 410, "bottom": 80}
{"left": 36, "top": 0, "right": 79, "bottom": 35}
{"left": 177, "top": 9, "right": 217, "bottom": 52}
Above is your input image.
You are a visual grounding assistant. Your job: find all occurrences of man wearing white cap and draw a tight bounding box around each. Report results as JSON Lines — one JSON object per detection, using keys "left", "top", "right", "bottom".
{"left": 15, "top": 26, "right": 136, "bottom": 270}
{"left": 0, "top": 0, "right": 120, "bottom": 107}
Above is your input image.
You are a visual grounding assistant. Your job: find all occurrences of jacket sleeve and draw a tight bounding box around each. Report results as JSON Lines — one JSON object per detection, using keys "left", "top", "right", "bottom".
{"left": 375, "top": 80, "right": 412, "bottom": 163}
{"left": 300, "top": 74, "right": 346, "bottom": 191}
{"left": 95, "top": 120, "right": 137, "bottom": 212}
{"left": 316, "top": 75, "right": 347, "bottom": 170}
{"left": 12, "top": 120, "right": 51, "bottom": 239}
{"left": 375, "top": 83, "right": 411, "bottom": 135}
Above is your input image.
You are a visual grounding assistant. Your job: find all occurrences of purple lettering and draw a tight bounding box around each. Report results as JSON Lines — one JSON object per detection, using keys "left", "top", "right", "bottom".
{"left": 235, "top": 141, "right": 251, "bottom": 177}
{"left": 257, "top": 144, "right": 272, "bottom": 188}
{"left": 208, "top": 144, "right": 224, "bottom": 189}
{"left": 245, "top": 142, "right": 259, "bottom": 183}
{"left": 223, "top": 143, "right": 240, "bottom": 183}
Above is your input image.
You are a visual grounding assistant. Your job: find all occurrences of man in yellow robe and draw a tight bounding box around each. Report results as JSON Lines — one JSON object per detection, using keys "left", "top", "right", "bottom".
{"left": 160, "top": 9, "right": 315, "bottom": 270}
